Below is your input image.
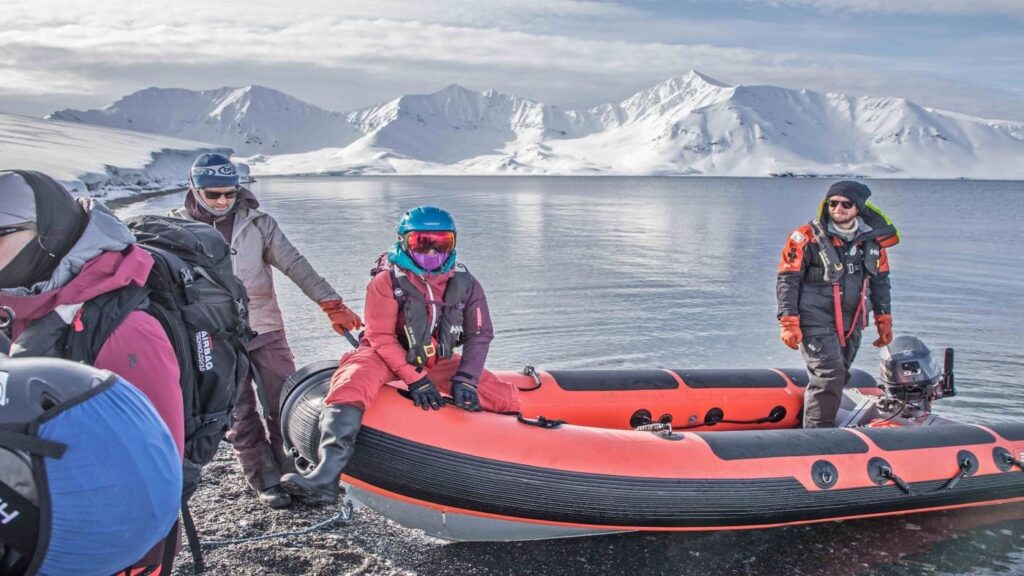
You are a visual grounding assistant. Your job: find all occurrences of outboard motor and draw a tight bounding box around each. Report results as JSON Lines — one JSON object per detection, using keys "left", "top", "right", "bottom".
{"left": 877, "top": 335, "right": 955, "bottom": 418}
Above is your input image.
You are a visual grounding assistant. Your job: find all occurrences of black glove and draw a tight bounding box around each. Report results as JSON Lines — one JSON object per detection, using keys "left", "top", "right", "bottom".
{"left": 451, "top": 378, "right": 480, "bottom": 411}
{"left": 408, "top": 376, "right": 444, "bottom": 410}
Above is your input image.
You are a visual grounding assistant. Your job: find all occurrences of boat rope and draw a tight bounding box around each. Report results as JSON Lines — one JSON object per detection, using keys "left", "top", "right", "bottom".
{"left": 941, "top": 457, "right": 975, "bottom": 491}
{"left": 865, "top": 397, "right": 908, "bottom": 427}
{"left": 660, "top": 406, "right": 787, "bottom": 430}
{"left": 518, "top": 365, "right": 542, "bottom": 391}
{"left": 200, "top": 500, "right": 354, "bottom": 550}
{"left": 1002, "top": 452, "right": 1024, "bottom": 472}
{"left": 515, "top": 413, "right": 565, "bottom": 429}
{"left": 0, "top": 305, "right": 14, "bottom": 337}
{"left": 631, "top": 421, "right": 684, "bottom": 440}
{"left": 633, "top": 422, "right": 672, "bottom": 433}
{"left": 879, "top": 466, "right": 912, "bottom": 494}
{"left": 715, "top": 406, "right": 787, "bottom": 426}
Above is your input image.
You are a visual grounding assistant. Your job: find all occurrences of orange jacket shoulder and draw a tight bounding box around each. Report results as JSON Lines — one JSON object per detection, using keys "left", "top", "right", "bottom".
{"left": 778, "top": 225, "right": 812, "bottom": 273}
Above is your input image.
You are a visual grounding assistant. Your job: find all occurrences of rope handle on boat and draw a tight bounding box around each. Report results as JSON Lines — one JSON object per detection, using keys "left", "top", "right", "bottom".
{"left": 518, "top": 365, "right": 542, "bottom": 391}
{"left": 941, "top": 456, "right": 975, "bottom": 491}
{"left": 689, "top": 406, "right": 788, "bottom": 428}
{"left": 0, "top": 305, "right": 14, "bottom": 330}
{"left": 879, "top": 466, "right": 912, "bottom": 495}
{"left": 1002, "top": 452, "right": 1024, "bottom": 471}
{"left": 201, "top": 500, "right": 354, "bottom": 550}
{"left": 633, "top": 422, "right": 671, "bottom": 432}
{"left": 516, "top": 413, "right": 565, "bottom": 429}
{"left": 632, "top": 421, "right": 685, "bottom": 440}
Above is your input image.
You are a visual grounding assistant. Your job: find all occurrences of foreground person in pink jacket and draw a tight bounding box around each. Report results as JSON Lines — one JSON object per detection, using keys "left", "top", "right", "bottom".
{"left": 0, "top": 169, "right": 184, "bottom": 572}
{"left": 281, "top": 206, "right": 521, "bottom": 505}
{"left": 170, "top": 153, "right": 362, "bottom": 509}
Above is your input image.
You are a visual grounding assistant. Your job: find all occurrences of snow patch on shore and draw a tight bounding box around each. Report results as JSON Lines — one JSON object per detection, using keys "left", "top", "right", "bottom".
{"left": 0, "top": 112, "right": 232, "bottom": 199}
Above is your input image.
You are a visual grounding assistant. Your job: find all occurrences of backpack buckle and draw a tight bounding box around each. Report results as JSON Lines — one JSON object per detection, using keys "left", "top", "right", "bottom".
{"left": 423, "top": 343, "right": 436, "bottom": 358}
{"left": 180, "top": 267, "right": 195, "bottom": 286}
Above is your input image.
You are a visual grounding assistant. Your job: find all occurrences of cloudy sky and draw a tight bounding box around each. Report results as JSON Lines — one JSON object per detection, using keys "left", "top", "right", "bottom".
{"left": 2, "top": 0, "right": 1022, "bottom": 121}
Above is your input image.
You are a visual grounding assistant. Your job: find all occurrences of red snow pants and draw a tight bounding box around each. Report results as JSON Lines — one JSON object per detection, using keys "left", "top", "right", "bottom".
{"left": 324, "top": 346, "right": 521, "bottom": 413}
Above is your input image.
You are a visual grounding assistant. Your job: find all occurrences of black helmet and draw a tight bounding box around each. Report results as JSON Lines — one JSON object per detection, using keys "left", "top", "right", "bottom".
{"left": 879, "top": 335, "right": 942, "bottom": 388}
{"left": 0, "top": 357, "right": 106, "bottom": 572}
{"left": 0, "top": 357, "right": 181, "bottom": 575}
{"left": 0, "top": 356, "right": 105, "bottom": 425}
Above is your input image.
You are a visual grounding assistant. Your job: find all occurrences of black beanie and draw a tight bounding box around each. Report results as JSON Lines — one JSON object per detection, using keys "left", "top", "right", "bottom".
{"left": 825, "top": 181, "right": 872, "bottom": 213}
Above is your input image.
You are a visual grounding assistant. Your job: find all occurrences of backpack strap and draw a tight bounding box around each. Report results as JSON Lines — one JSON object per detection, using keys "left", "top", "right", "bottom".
{"left": 435, "top": 268, "right": 474, "bottom": 358}
{"left": 156, "top": 515, "right": 181, "bottom": 576}
{"left": 808, "top": 219, "right": 845, "bottom": 284}
{"left": 65, "top": 284, "right": 150, "bottom": 364}
{"left": 0, "top": 428, "right": 67, "bottom": 571}
{"left": 9, "top": 311, "right": 71, "bottom": 359}
{"left": 180, "top": 500, "right": 205, "bottom": 574}
{"left": 0, "top": 479, "right": 39, "bottom": 569}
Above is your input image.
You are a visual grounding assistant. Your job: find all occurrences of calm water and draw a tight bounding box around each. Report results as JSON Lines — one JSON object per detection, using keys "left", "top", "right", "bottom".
{"left": 120, "top": 176, "right": 1024, "bottom": 575}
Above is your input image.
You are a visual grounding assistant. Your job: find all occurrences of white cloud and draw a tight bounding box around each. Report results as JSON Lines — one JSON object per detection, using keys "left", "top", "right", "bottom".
{"left": 0, "top": 0, "right": 1020, "bottom": 121}
{"left": 744, "top": 0, "right": 1024, "bottom": 16}
{"left": 0, "top": 65, "right": 98, "bottom": 97}
{"left": 0, "top": 12, "right": 803, "bottom": 87}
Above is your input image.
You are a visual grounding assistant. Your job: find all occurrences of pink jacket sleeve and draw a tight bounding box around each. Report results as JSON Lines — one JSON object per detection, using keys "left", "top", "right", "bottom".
{"left": 95, "top": 310, "right": 185, "bottom": 456}
{"left": 362, "top": 273, "right": 423, "bottom": 385}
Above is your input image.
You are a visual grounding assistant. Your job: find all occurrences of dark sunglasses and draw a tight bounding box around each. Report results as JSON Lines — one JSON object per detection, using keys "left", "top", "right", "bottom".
{"left": 827, "top": 200, "right": 855, "bottom": 209}
{"left": 0, "top": 223, "right": 34, "bottom": 238}
{"left": 200, "top": 187, "right": 239, "bottom": 200}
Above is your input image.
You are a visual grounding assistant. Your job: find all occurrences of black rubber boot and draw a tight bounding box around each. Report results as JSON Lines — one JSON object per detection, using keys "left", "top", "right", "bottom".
{"left": 258, "top": 485, "right": 292, "bottom": 509}
{"left": 280, "top": 404, "right": 363, "bottom": 505}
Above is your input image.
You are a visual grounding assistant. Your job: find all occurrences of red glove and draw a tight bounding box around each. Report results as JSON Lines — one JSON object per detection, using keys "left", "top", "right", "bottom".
{"left": 319, "top": 299, "right": 362, "bottom": 335}
{"left": 873, "top": 313, "right": 893, "bottom": 348}
{"left": 779, "top": 316, "right": 802, "bottom": 350}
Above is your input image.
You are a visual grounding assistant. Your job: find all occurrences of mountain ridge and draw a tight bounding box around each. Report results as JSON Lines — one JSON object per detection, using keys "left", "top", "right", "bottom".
{"left": 47, "top": 72, "right": 1024, "bottom": 179}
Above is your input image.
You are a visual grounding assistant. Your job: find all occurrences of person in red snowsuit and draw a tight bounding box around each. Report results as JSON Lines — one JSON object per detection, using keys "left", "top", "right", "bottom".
{"left": 282, "top": 206, "right": 521, "bottom": 504}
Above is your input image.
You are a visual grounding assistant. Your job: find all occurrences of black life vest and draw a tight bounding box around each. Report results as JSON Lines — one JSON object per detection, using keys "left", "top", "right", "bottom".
{"left": 806, "top": 219, "right": 887, "bottom": 347}
{"left": 390, "top": 264, "right": 473, "bottom": 367}
{"left": 807, "top": 218, "right": 881, "bottom": 284}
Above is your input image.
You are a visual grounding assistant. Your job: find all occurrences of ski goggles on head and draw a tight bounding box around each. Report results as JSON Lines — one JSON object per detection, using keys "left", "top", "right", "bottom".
{"left": 404, "top": 230, "right": 456, "bottom": 253}
{"left": 0, "top": 222, "right": 35, "bottom": 238}
{"left": 199, "top": 187, "right": 239, "bottom": 200}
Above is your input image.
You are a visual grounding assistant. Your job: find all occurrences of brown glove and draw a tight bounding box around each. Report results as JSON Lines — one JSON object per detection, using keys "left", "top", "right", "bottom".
{"left": 873, "top": 313, "right": 893, "bottom": 348}
{"left": 319, "top": 299, "right": 362, "bottom": 334}
{"left": 779, "top": 316, "right": 802, "bottom": 350}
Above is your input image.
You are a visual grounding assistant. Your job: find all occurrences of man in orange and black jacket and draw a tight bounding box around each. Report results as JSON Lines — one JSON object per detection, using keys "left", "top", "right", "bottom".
{"left": 776, "top": 181, "right": 898, "bottom": 428}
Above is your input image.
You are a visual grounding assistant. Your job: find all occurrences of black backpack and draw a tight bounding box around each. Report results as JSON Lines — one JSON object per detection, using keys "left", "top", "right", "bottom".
{"left": 121, "top": 215, "right": 252, "bottom": 499}
{"left": 11, "top": 215, "right": 251, "bottom": 500}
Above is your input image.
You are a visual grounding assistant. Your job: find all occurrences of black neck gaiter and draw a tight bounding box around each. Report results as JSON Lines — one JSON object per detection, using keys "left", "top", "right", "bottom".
{"left": 0, "top": 238, "right": 61, "bottom": 288}
{"left": 0, "top": 171, "right": 89, "bottom": 289}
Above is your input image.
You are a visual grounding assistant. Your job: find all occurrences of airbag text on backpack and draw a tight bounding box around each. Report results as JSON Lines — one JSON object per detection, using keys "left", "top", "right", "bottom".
{"left": 195, "top": 330, "right": 214, "bottom": 372}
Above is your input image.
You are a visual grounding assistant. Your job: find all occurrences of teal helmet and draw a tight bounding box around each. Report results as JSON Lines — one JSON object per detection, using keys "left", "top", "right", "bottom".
{"left": 396, "top": 206, "right": 456, "bottom": 235}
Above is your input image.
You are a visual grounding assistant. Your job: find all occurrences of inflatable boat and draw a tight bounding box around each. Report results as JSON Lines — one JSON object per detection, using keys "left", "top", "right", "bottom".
{"left": 280, "top": 338, "right": 1024, "bottom": 542}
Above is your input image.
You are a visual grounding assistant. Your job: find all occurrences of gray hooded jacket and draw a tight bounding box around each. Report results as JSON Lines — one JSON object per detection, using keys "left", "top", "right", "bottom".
{"left": 170, "top": 189, "right": 339, "bottom": 334}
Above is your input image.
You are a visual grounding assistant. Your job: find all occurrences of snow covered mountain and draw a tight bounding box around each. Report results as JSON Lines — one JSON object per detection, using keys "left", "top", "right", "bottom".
{"left": 47, "top": 72, "right": 1024, "bottom": 179}
{"left": 49, "top": 86, "right": 360, "bottom": 156}
{"left": 346, "top": 84, "right": 582, "bottom": 165}
{"left": 0, "top": 112, "right": 230, "bottom": 198}
{"left": 259, "top": 71, "right": 1024, "bottom": 179}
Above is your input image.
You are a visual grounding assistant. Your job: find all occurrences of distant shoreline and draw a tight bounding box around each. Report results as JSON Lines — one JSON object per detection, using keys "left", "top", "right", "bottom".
{"left": 102, "top": 187, "right": 185, "bottom": 210}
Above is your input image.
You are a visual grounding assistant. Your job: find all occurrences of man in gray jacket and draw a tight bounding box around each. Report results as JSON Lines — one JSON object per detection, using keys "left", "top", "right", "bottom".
{"left": 171, "top": 153, "right": 361, "bottom": 508}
